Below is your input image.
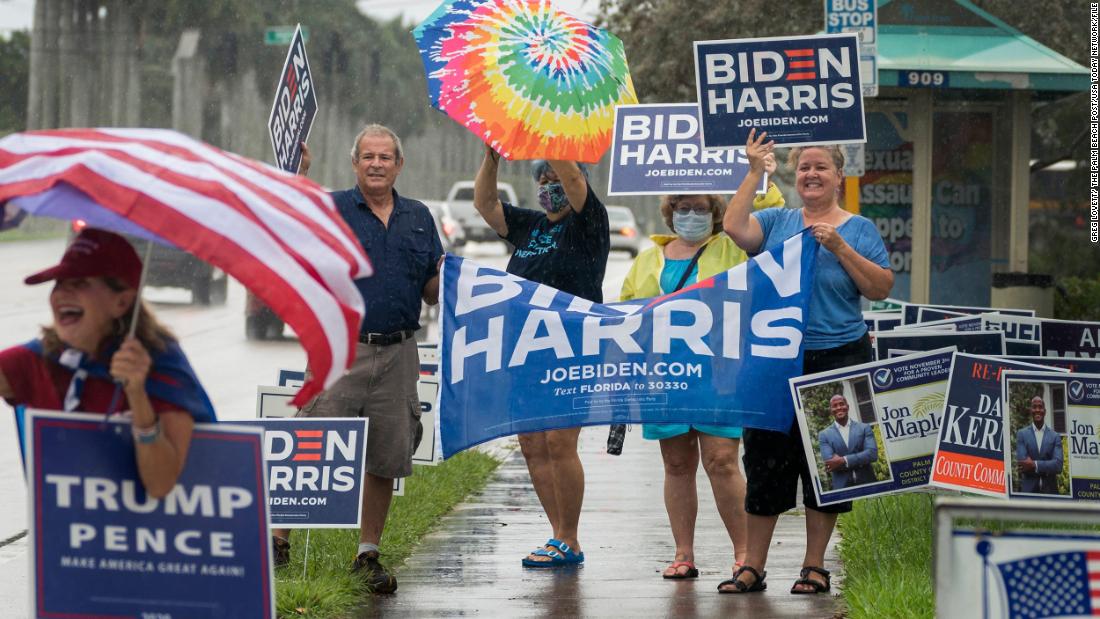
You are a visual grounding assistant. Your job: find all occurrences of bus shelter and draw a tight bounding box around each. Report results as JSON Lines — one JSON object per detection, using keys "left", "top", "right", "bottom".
{"left": 860, "top": 0, "right": 1087, "bottom": 306}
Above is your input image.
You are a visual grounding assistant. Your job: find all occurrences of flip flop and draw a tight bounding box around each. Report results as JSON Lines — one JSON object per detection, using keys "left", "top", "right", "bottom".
{"left": 662, "top": 560, "right": 699, "bottom": 579}
{"left": 521, "top": 538, "right": 584, "bottom": 567}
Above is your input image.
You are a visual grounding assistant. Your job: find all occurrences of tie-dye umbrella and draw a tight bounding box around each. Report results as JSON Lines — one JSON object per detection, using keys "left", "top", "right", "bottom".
{"left": 413, "top": 0, "right": 638, "bottom": 163}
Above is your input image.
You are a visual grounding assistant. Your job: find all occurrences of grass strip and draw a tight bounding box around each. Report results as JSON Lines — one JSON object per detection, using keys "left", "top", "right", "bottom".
{"left": 838, "top": 492, "right": 1100, "bottom": 619}
{"left": 274, "top": 449, "right": 501, "bottom": 618}
{"left": 837, "top": 493, "right": 936, "bottom": 619}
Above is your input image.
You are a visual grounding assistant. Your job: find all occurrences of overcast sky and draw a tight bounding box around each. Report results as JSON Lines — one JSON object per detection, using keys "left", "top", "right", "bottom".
{"left": 0, "top": 0, "right": 599, "bottom": 33}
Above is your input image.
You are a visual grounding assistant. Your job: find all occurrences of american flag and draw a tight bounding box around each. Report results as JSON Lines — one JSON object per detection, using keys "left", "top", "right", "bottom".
{"left": 0, "top": 128, "right": 372, "bottom": 407}
{"left": 996, "top": 551, "right": 1100, "bottom": 618}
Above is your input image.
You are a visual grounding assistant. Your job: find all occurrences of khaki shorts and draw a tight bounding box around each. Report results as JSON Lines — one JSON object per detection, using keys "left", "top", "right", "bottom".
{"left": 298, "top": 338, "right": 420, "bottom": 479}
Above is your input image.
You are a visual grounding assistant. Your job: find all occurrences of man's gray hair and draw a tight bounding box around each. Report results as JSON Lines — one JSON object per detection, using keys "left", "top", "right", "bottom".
{"left": 350, "top": 124, "right": 404, "bottom": 162}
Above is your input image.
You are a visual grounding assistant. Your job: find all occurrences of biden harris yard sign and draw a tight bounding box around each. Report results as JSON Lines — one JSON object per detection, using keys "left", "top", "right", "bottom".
{"left": 233, "top": 418, "right": 368, "bottom": 528}
{"left": 267, "top": 23, "right": 317, "bottom": 173}
{"left": 438, "top": 230, "right": 819, "bottom": 457}
{"left": 608, "top": 103, "right": 767, "bottom": 196}
{"left": 694, "top": 33, "right": 866, "bottom": 148}
{"left": 26, "top": 410, "right": 273, "bottom": 619}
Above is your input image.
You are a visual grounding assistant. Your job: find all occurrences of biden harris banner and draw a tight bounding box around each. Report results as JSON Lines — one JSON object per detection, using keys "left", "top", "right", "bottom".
{"left": 608, "top": 103, "right": 767, "bottom": 196}
{"left": 438, "top": 230, "right": 819, "bottom": 457}
{"left": 694, "top": 33, "right": 865, "bottom": 148}
{"left": 26, "top": 410, "right": 274, "bottom": 619}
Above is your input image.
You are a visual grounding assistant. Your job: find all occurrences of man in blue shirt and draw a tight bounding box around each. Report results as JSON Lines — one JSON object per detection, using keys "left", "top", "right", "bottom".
{"left": 473, "top": 144, "right": 610, "bottom": 568}
{"left": 272, "top": 125, "right": 443, "bottom": 594}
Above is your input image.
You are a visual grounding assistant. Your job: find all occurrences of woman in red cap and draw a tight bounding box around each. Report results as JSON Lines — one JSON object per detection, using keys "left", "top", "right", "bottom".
{"left": 0, "top": 228, "right": 215, "bottom": 498}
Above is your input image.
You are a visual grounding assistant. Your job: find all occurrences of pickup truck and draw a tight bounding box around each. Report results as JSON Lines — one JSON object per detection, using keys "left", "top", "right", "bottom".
{"left": 445, "top": 181, "right": 519, "bottom": 244}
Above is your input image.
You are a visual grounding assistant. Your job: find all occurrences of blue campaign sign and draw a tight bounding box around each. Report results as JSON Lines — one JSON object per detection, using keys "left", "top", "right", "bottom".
{"left": 267, "top": 23, "right": 317, "bottom": 173}
{"left": 608, "top": 103, "right": 767, "bottom": 196}
{"left": 694, "top": 33, "right": 866, "bottom": 148}
{"left": 901, "top": 303, "right": 1034, "bottom": 325}
{"left": 233, "top": 418, "right": 367, "bottom": 528}
{"left": 27, "top": 410, "right": 273, "bottom": 619}
{"left": 791, "top": 348, "right": 954, "bottom": 506}
{"left": 929, "top": 355, "right": 1066, "bottom": 497}
{"left": 873, "top": 330, "right": 1004, "bottom": 361}
{"left": 439, "top": 230, "right": 819, "bottom": 457}
{"left": 1001, "top": 371, "right": 1100, "bottom": 501}
{"left": 981, "top": 314, "right": 1042, "bottom": 356}
{"left": 1040, "top": 319, "right": 1100, "bottom": 358}
{"left": 1001, "top": 356, "right": 1100, "bottom": 374}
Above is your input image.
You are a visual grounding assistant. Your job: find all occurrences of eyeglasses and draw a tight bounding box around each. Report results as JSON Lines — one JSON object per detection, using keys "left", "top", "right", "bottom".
{"left": 673, "top": 205, "right": 710, "bottom": 215}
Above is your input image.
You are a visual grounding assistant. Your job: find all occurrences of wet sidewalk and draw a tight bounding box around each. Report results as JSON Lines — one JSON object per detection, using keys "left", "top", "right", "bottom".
{"left": 368, "top": 428, "right": 843, "bottom": 618}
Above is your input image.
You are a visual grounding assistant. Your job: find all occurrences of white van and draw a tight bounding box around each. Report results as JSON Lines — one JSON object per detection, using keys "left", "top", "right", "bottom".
{"left": 445, "top": 181, "right": 519, "bottom": 244}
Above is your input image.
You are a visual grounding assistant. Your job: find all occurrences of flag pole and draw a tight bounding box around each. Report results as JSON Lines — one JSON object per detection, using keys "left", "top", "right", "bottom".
{"left": 105, "top": 240, "right": 154, "bottom": 418}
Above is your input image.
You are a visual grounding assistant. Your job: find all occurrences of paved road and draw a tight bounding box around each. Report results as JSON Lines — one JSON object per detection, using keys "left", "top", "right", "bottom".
{"left": 368, "top": 429, "right": 842, "bottom": 618}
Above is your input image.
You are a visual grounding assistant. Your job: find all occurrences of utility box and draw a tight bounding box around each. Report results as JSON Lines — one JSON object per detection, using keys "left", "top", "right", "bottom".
{"left": 991, "top": 272, "right": 1054, "bottom": 318}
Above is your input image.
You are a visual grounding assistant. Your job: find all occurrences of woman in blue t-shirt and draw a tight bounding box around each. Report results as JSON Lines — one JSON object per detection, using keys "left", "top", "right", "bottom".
{"left": 718, "top": 129, "right": 894, "bottom": 595}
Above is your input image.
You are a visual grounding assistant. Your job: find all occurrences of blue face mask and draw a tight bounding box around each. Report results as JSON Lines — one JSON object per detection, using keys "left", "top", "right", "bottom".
{"left": 538, "top": 183, "right": 570, "bottom": 214}
{"left": 672, "top": 210, "right": 712, "bottom": 242}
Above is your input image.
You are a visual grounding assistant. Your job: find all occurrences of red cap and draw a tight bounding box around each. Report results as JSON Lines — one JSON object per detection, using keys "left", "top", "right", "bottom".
{"left": 25, "top": 228, "right": 143, "bottom": 289}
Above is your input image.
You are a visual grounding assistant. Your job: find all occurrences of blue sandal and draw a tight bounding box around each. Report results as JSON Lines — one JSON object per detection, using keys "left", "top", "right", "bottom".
{"left": 521, "top": 538, "right": 584, "bottom": 567}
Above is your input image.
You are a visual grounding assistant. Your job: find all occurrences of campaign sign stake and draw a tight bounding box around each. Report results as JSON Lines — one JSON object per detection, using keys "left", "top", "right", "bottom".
{"left": 929, "top": 355, "right": 1067, "bottom": 497}
{"left": 608, "top": 103, "right": 766, "bottom": 196}
{"left": 693, "top": 33, "right": 866, "bottom": 148}
{"left": 440, "top": 229, "right": 819, "bottom": 457}
{"left": 791, "top": 348, "right": 954, "bottom": 506}
{"left": 233, "top": 418, "right": 368, "bottom": 528}
{"left": 267, "top": 23, "right": 317, "bottom": 173}
{"left": 27, "top": 410, "right": 274, "bottom": 619}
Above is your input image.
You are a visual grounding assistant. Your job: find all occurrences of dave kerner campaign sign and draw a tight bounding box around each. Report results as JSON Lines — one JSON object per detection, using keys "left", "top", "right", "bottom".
{"left": 791, "top": 348, "right": 954, "bottom": 506}
{"left": 233, "top": 418, "right": 368, "bottom": 528}
{"left": 439, "top": 230, "right": 818, "bottom": 457}
{"left": 608, "top": 103, "right": 767, "bottom": 196}
{"left": 929, "top": 355, "right": 1067, "bottom": 497}
{"left": 1001, "top": 371, "right": 1100, "bottom": 501}
{"left": 267, "top": 23, "right": 317, "bottom": 173}
{"left": 26, "top": 410, "right": 273, "bottom": 618}
{"left": 694, "top": 33, "right": 866, "bottom": 148}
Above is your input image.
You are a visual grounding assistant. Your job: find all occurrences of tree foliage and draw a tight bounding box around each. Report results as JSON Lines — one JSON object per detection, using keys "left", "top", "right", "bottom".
{"left": 0, "top": 31, "right": 29, "bottom": 135}
{"left": 597, "top": 0, "right": 821, "bottom": 102}
{"left": 133, "top": 0, "right": 428, "bottom": 138}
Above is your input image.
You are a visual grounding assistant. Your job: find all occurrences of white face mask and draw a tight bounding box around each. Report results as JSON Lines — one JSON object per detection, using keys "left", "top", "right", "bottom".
{"left": 672, "top": 210, "right": 712, "bottom": 242}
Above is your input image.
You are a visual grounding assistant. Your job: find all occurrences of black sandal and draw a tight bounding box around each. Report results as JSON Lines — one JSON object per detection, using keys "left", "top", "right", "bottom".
{"left": 790, "top": 566, "right": 831, "bottom": 594}
{"left": 717, "top": 565, "right": 767, "bottom": 593}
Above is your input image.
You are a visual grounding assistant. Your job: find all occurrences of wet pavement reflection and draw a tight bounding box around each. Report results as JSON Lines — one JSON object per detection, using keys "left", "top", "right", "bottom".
{"left": 365, "top": 429, "right": 842, "bottom": 618}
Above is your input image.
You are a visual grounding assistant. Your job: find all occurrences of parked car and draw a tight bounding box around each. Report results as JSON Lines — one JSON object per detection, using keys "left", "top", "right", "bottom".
{"left": 606, "top": 205, "right": 641, "bottom": 257}
{"left": 420, "top": 199, "right": 466, "bottom": 254}
{"left": 71, "top": 220, "right": 228, "bottom": 305}
{"left": 445, "top": 181, "right": 518, "bottom": 244}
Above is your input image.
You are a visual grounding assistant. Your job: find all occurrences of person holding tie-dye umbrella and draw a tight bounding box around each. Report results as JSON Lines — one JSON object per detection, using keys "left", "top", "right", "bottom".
{"left": 473, "top": 145, "right": 610, "bottom": 567}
